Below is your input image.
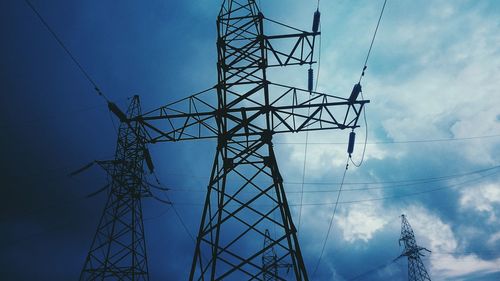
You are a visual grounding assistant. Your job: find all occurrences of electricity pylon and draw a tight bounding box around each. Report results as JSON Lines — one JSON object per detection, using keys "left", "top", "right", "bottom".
{"left": 263, "top": 229, "right": 291, "bottom": 281}
{"left": 79, "top": 95, "right": 157, "bottom": 281}
{"left": 397, "top": 214, "right": 432, "bottom": 281}
{"left": 110, "top": 1, "right": 368, "bottom": 280}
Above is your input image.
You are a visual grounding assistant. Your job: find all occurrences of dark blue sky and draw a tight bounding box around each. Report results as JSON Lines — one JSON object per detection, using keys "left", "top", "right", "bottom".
{"left": 1, "top": 0, "right": 499, "bottom": 280}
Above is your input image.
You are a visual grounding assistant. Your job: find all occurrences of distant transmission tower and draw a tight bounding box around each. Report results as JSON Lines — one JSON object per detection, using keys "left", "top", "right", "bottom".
{"left": 263, "top": 229, "right": 291, "bottom": 281}
{"left": 79, "top": 95, "right": 156, "bottom": 281}
{"left": 109, "top": 0, "right": 368, "bottom": 280}
{"left": 397, "top": 214, "right": 432, "bottom": 281}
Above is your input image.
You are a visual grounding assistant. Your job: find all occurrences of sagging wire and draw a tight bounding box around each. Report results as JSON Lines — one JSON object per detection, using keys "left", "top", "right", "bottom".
{"left": 350, "top": 0, "right": 388, "bottom": 168}
{"left": 349, "top": 91, "right": 368, "bottom": 168}
{"left": 358, "top": 0, "right": 388, "bottom": 84}
{"left": 24, "top": 0, "right": 110, "bottom": 103}
{"left": 298, "top": 0, "right": 323, "bottom": 233}
{"left": 313, "top": 156, "right": 350, "bottom": 276}
{"left": 24, "top": 0, "right": 124, "bottom": 139}
{"left": 150, "top": 173, "right": 197, "bottom": 244}
{"left": 313, "top": 0, "right": 389, "bottom": 259}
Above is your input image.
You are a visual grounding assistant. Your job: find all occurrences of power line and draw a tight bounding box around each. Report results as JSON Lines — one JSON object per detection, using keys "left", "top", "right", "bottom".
{"left": 359, "top": 0, "right": 388, "bottom": 83}
{"left": 349, "top": 0, "right": 388, "bottom": 167}
{"left": 9, "top": 164, "right": 498, "bottom": 222}
{"left": 313, "top": 157, "right": 350, "bottom": 275}
{"left": 166, "top": 168, "right": 499, "bottom": 207}
{"left": 274, "top": 133, "right": 500, "bottom": 145}
{"left": 297, "top": 128, "right": 309, "bottom": 232}
{"left": 151, "top": 175, "right": 198, "bottom": 244}
{"left": 23, "top": 0, "right": 108, "bottom": 101}
{"left": 286, "top": 164, "right": 500, "bottom": 186}
{"left": 163, "top": 164, "right": 500, "bottom": 189}
{"left": 300, "top": 0, "right": 324, "bottom": 233}
{"left": 347, "top": 260, "right": 396, "bottom": 281}
{"left": 288, "top": 169, "right": 499, "bottom": 206}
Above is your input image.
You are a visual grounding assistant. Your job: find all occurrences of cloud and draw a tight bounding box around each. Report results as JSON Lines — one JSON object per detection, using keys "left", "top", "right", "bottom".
{"left": 488, "top": 231, "right": 500, "bottom": 245}
{"left": 459, "top": 183, "right": 500, "bottom": 222}
{"left": 335, "top": 201, "right": 388, "bottom": 243}
{"left": 432, "top": 255, "right": 500, "bottom": 280}
{"left": 401, "top": 205, "right": 500, "bottom": 280}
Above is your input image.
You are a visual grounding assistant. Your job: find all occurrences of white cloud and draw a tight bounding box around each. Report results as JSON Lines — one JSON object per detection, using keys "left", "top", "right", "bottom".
{"left": 401, "top": 205, "right": 500, "bottom": 280}
{"left": 371, "top": 1, "right": 500, "bottom": 165}
{"left": 335, "top": 201, "right": 388, "bottom": 243}
{"left": 280, "top": 0, "right": 500, "bottom": 178}
{"left": 432, "top": 254, "right": 500, "bottom": 280}
{"left": 459, "top": 183, "right": 500, "bottom": 222}
{"left": 488, "top": 231, "right": 500, "bottom": 246}
{"left": 266, "top": 1, "right": 500, "bottom": 279}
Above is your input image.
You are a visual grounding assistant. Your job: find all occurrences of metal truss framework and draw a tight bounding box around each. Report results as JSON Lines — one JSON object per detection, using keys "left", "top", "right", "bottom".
{"left": 262, "top": 229, "right": 291, "bottom": 281}
{"left": 398, "top": 215, "right": 432, "bottom": 281}
{"left": 80, "top": 96, "right": 153, "bottom": 281}
{"left": 113, "top": 0, "right": 369, "bottom": 280}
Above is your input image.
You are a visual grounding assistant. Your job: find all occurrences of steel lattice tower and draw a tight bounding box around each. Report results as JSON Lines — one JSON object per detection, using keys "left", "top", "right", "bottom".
{"left": 398, "top": 215, "right": 432, "bottom": 281}
{"left": 114, "top": 0, "right": 369, "bottom": 280}
{"left": 79, "top": 96, "right": 152, "bottom": 281}
{"left": 262, "top": 229, "right": 291, "bottom": 281}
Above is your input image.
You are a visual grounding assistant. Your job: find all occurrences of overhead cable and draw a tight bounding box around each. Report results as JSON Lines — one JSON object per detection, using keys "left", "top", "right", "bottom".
{"left": 313, "top": 157, "right": 350, "bottom": 275}
{"left": 24, "top": 0, "right": 109, "bottom": 101}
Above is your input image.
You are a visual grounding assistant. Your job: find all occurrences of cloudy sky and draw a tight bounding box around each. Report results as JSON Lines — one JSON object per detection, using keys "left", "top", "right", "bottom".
{"left": 1, "top": 0, "right": 499, "bottom": 280}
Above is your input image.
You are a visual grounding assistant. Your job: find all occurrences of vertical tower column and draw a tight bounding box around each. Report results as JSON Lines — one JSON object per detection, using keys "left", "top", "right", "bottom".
{"left": 399, "top": 215, "right": 432, "bottom": 281}
{"left": 80, "top": 96, "right": 150, "bottom": 281}
{"left": 189, "top": 1, "right": 308, "bottom": 280}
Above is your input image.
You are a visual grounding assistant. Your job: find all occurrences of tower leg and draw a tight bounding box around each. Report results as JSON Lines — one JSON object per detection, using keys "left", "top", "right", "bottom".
{"left": 189, "top": 138, "right": 308, "bottom": 281}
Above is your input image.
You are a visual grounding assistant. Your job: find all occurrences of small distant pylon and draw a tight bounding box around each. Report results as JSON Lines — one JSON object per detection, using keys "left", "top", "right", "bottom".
{"left": 262, "top": 229, "right": 291, "bottom": 281}
{"left": 79, "top": 95, "right": 156, "bottom": 281}
{"left": 397, "top": 214, "right": 432, "bottom": 281}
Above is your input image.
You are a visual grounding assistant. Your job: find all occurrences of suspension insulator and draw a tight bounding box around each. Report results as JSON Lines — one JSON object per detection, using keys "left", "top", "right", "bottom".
{"left": 349, "top": 83, "right": 362, "bottom": 103}
{"left": 312, "top": 10, "right": 321, "bottom": 33}
{"left": 347, "top": 131, "right": 356, "bottom": 155}
{"left": 144, "top": 148, "right": 155, "bottom": 173}
{"left": 108, "top": 102, "right": 128, "bottom": 123}
{"left": 308, "top": 68, "right": 314, "bottom": 92}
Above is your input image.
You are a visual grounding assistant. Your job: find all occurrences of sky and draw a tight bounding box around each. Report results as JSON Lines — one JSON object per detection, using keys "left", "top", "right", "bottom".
{"left": 1, "top": 0, "right": 499, "bottom": 280}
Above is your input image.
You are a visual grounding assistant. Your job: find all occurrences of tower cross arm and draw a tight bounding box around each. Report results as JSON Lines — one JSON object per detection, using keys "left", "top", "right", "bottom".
{"left": 127, "top": 87, "right": 220, "bottom": 143}
{"left": 266, "top": 83, "right": 369, "bottom": 134}
{"left": 262, "top": 17, "right": 320, "bottom": 67}
{"left": 121, "top": 82, "right": 369, "bottom": 143}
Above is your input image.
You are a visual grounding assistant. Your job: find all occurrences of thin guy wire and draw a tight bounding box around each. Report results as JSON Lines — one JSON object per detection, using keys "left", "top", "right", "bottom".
{"left": 313, "top": 156, "right": 350, "bottom": 275}
{"left": 163, "top": 163, "right": 500, "bottom": 188}
{"left": 7, "top": 164, "right": 498, "bottom": 224}
{"left": 359, "top": 0, "right": 388, "bottom": 83}
{"left": 350, "top": 91, "right": 368, "bottom": 167}
{"left": 347, "top": 260, "right": 396, "bottom": 280}
{"left": 273, "top": 133, "right": 500, "bottom": 145}
{"left": 298, "top": 0, "right": 323, "bottom": 233}
{"left": 351, "top": 0, "right": 388, "bottom": 166}
{"left": 297, "top": 124, "right": 309, "bottom": 232}
{"left": 161, "top": 186, "right": 197, "bottom": 244}
{"left": 166, "top": 169, "right": 500, "bottom": 207}
{"left": 108, "top": 110, "right": 118, "bottom": 135}
{"left": 24, "top": 0, "right": 109, "bottom": 101}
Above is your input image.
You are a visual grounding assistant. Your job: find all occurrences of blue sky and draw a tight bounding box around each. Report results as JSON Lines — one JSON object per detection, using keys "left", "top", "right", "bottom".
{"left": 1, "top": 0, "right": 499, "bottom": 280}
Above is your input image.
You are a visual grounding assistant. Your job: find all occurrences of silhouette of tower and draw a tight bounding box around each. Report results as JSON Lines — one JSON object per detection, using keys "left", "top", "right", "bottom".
{"left": 262, "top": 229, "right": 291, "bottom": 281}
{"left": 79, "top": 96, "right": 154, "bottom": 281}
{"left": 115, "top": 1, "right": 368, "bottom": 280}
{"left": 398, "top": 214, "right": 432, "bottom": 281}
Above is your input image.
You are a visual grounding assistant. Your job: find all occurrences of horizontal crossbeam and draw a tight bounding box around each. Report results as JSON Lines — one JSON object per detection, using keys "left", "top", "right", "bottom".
{"left": 128, "top": 83, "right": 368, "bottom": 143}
